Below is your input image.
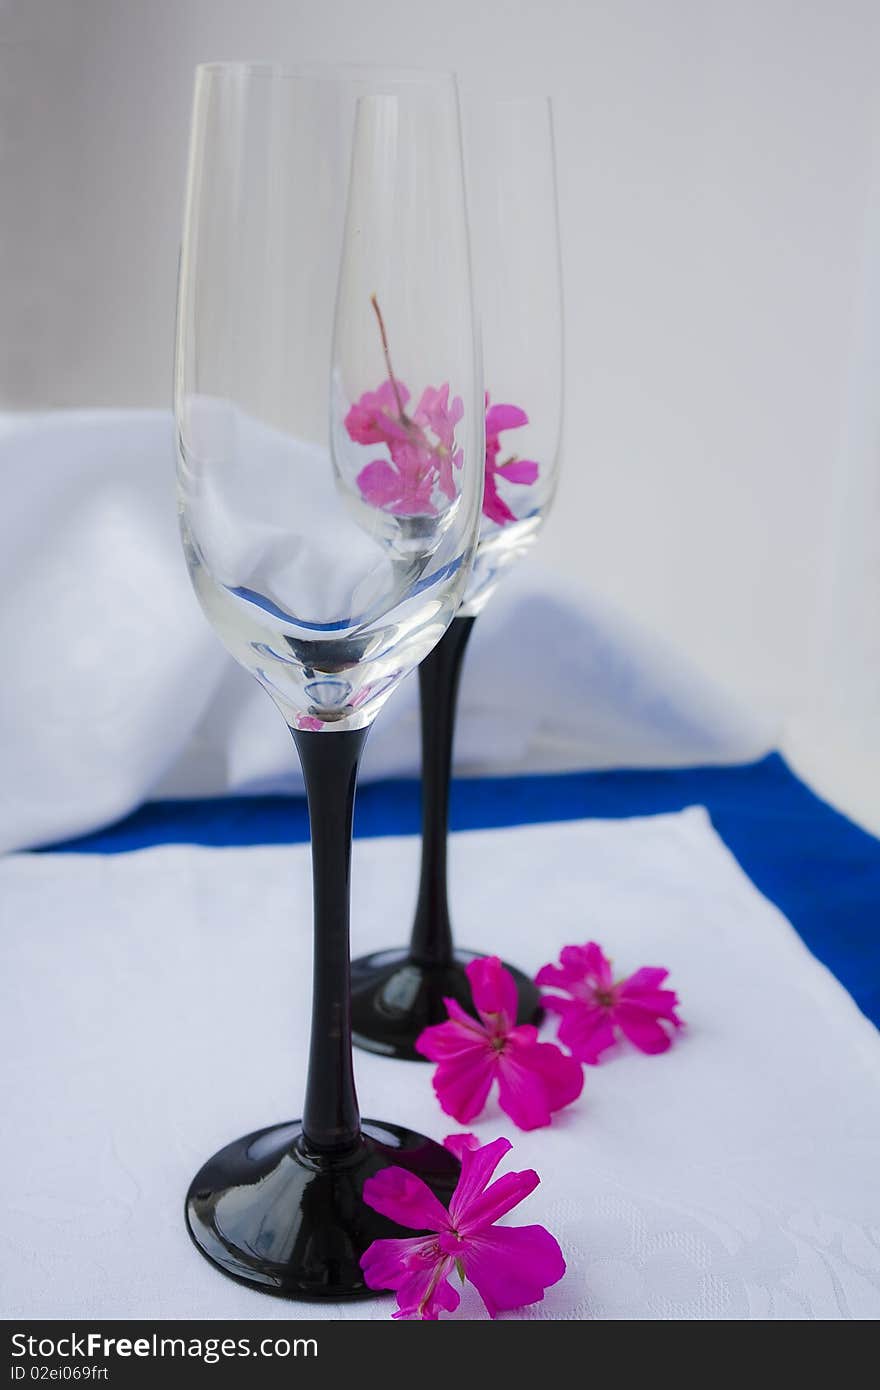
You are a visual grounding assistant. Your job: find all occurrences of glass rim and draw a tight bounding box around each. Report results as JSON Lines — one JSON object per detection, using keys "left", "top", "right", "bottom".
{"left": 193, "top": 60, "right": 457, "bottom": 86}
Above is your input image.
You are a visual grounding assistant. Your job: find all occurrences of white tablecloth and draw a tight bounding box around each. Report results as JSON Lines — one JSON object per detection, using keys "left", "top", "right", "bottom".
{"left": 1, "top": 810, "right": 878, "bottom": 1320}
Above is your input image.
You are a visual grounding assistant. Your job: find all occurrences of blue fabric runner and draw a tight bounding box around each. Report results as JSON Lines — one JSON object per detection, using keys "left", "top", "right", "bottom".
{"left": 38, "top": 753, "right": 880, "bottom": 1029}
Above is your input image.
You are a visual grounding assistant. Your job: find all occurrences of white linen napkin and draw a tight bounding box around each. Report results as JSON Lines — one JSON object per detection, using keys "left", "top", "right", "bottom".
{"left": 1, "top": 809, "right": 877, "bottom": 1319}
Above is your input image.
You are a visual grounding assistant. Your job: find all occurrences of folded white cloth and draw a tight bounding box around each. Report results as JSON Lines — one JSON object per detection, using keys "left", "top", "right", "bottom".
{"left": 0, "top": 410, "right": 770, "bottom": 853}
{"left": 1, "top": 809, "right": 877, "bottom": 1319}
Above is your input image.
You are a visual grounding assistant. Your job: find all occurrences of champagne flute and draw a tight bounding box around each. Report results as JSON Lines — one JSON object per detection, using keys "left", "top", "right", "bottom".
{"left": 175, "top": 63, "right": 482, "bottom": 1298}
{"left": 350, "top": 97, "right": 564, "bottom": 1059}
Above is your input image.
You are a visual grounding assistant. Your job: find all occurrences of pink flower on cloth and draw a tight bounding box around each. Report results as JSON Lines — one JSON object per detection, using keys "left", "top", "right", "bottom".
{"left": 360, "top": 1133, "right": 565, "bottom": 1319}
{"left": 415, "top": 956, "right": 583, "bottom": 1130}
{"left": 537, "top": 942, "right": 683, "bottom": 1064}
{"left": 482, "top": 397, "right": 540, "bottom": 526}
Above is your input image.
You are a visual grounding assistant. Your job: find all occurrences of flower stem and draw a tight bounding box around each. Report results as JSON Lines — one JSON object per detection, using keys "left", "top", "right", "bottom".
{"left": 371, "top": 294, "right": 409, "bottom": 421}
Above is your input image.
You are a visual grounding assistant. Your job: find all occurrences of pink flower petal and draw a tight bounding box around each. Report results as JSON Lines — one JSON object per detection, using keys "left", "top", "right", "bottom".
{"left": 486, "top": 403, "right": 528, "bottom": 436}
{"left": 345, "top": 380, "right": 410, "bottom": 444}
{"left": 447, "top": 1135, "right": 512, "bottom": 1227}
{"left": 619, "top": 986, "right": 683, "bottom": 1025}
{"left": 466, "top": 955, "right": 518, "bottom": 1031}
{"left": 452, "top": 1168, "right": 539, "bottom": 1235}
{"left": 482, "top": 475, "right": 518, "bottom": 526}
{"left": 442, "top": 1132, "right": 480, "bottom": 1161}
{"left": 552, "top": 998, "right": 618, "bottom": 1065}
{"left": 413, "top": 382, "right": 446, "bottom": 420}
{"left": 538, "top": 942, "right": 617, "bottom": 1000}
{"left": 413, "top": 383, "right": 464, "bottom": 454}
{"left": 360, "top": 1235, "right": 434, "bottom": 1292}
{"left": 362, "top": 1235, "right": 462, "bottom": 1319}
{"left": 495, "top": 1038, "right": 581, "bottom": 1131}
{"left": 620, "top": 969, "right": 683, "bottom": 1026}
{"left": 534, "top": 961, "right": 568, "bottom": 990}
{"left": 442, "top": 997, "right": 486, "bottom": 1032}
{"left": 494, "top": 1051, "right": 554, "bottom": 1131}
{"left": 623, "top": 966, "right": 670, "bottom": 991}
{"left": 562, "top": 941, "right": 614, "bottom": 989}
{"left": 361, "top": 1167, "right": 451, "bottom": 1233}
{"left": 497, "top": 458, "right": 539, "bottom": 486}
{"left": 357, "top": 458, "right": 404, "bottom": 508}
{"left": 525, "top": 1038, "right": 584, "bottom": 1108}
{"left": 429, "top": 1047, "right": 496, "bottom": 1124}
{"left": 386, "top": 435, "right": 430, "bottom": 472}
{"left": 614, "top": 1003, "right": 677, "bottom": 1055}
{"left": 508, "top": 1022, "right": 540, "bottom": 1047}
{"left": 462, "top": 1225, "right": 565, "bottom": 1318}
{"left": 415, "top": 1013, "right": 486, "bottom": 1062}
{"left": 537, "top": 993, "right": 565, "bottom": 1016}
{"left": 374, "top": 412, "right": 411, "bottom": 445}
{"left": 392, "top": 1262, "right": 460, "bottom": 1319}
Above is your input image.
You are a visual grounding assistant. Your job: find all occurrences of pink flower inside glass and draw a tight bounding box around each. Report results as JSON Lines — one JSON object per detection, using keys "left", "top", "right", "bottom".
{"left": 343, "top": 297, "right": 539, "bottom": 523}
{"left": 360, "top": 1133, "right": 565, "bottom": 1319}
{"left": 344, "top": 297, "right": 463, "bottom": 517}
{"left": 482, "top": 395, "right": 539, "bottom": 525}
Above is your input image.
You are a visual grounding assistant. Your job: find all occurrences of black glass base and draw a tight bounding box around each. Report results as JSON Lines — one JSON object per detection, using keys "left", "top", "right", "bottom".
{"left": 185, "top": 1118, "right": 460, "bottom": 1300}
{"left": 350, "top": 948, "right": 543, "bottom": 1061}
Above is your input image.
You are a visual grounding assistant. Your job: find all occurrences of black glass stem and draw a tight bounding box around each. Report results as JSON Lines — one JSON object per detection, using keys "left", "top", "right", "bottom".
{"left": 351, "top": 616, "right": 542, "bottom": 1060}
{"left": 412, "top": 614, "right": 476, "bottom": 963}
{"left": 296, "top": 726, "right": 366, "bottom": 1153}
{"left": 185, "top": 725, "right": 459, "bottom": 1300}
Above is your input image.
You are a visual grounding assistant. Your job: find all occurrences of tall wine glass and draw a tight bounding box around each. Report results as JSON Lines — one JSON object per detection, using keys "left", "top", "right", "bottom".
{"left": 351, "top": 97, "right": 564, "bottom": 1059}
{"left": 175, "top": 63, "right": 482, "bottom": 1298}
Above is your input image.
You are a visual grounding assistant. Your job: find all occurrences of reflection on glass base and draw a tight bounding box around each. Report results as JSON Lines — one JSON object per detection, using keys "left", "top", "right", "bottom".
{"left": 185, "top": 1118, "right": 460, "bottom": 1300}
{"left": 350, "top": 948, "right": 543, "bottom": 1061}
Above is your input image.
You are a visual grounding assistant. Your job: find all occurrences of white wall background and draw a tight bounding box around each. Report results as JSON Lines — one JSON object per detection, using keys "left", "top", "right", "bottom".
{"left": 2, "top": 0, "right": 878, "bottom": 829}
